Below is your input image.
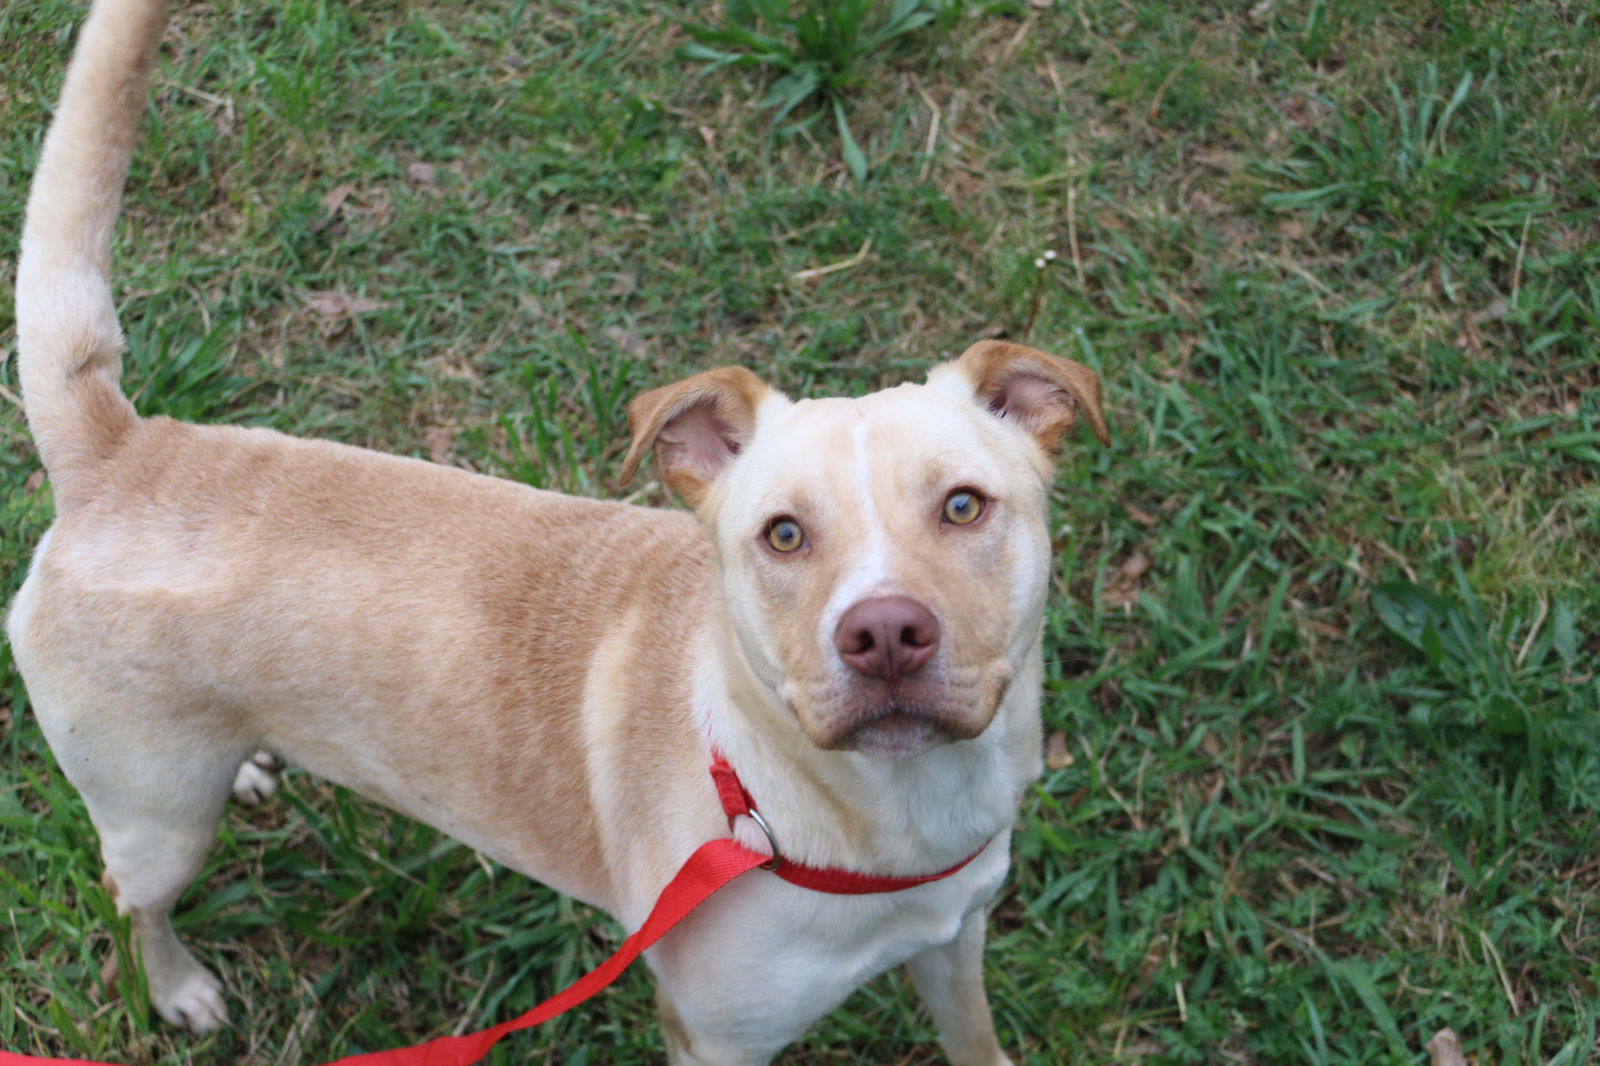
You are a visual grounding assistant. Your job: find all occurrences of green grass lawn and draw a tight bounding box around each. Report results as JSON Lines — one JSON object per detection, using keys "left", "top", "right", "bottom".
{"left": 3, "top": 1, "right": 1598, "bottom": 1063}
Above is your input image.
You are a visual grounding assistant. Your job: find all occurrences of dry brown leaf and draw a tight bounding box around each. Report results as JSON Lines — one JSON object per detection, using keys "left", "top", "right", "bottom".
{"left": 307, "top": 182, "right": 356, "bottom": 233}
{"left": 1190, "top": 148, "right": 1235, "bottom": 170}
{"left": 408, "top": 161, "right": 437, "bottom": 184}
{"left": 1102, "top": 552, "right": 1152, "bottom": 609}
{"left": 306, "top": 291, "right": 390, "bottom": 318}
{"left": 1427, "top": 1029, "right": 1468, "bottom": 1066}
{"left": 604, "top": 326, "right": 648, "bottom": 359}
{"left": 1044, "top": 731, "right": 1073, "bottom": 770}
{"left": 306, "top": 292, "right": 346, "bottom": 316}
{"left": 1454, "top": 318, "right": 1484, "bottom": 357}
{"left": 438, "top": 357, "right": 481, "bottom": 384}
{"left": 319, "top": 182, "right": 355, "bottom": 213}
{"left": 540, "top": 258, "right": 563, "bottom": 281}
{"left": 423, "top": 425, "right": 456, "bottom": 465}
{"left": 1122, "top": 501, "right": 1158, "bottom": 527}
{"left": 24, "top": 469, "right": 46, "bottom": 492}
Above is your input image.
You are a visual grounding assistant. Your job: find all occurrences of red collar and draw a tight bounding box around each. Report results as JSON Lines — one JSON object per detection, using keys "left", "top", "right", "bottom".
{"left": 708, "top": 749, "right": 987, "bottom": 895}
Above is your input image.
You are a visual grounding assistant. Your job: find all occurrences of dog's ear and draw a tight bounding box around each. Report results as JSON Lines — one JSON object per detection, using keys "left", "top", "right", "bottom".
{"left": 948, "top": 339, "right": 1110, "bottom": 453}
{"left": 620, "top": 366, "right": 775, "bottom": 506}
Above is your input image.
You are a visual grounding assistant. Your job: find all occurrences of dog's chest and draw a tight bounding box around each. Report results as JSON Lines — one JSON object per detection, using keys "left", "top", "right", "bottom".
{"left": 644, "top": 837, "right": 1010, "bottom": 1040}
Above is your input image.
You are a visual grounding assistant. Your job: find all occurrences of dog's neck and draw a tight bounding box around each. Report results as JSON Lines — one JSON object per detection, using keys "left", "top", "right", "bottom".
{"left": 694, "top": 610, "right": 1042, "bottom": 876}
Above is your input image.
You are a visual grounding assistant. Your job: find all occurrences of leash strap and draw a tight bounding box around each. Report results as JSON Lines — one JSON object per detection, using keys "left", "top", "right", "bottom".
{"left": 3, "top": 757, "right": 986, "bottom": 1066}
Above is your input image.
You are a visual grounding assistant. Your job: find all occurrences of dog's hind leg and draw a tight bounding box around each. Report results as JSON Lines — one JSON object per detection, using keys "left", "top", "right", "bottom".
{"left": 231, "top": 751, "right": 280, "bottom": 806}
{"left": 82, "top": 732, "right": 236, "bottom": 1032}
{"left": 28, "top": 678, "right": 241, "bottom": 1033}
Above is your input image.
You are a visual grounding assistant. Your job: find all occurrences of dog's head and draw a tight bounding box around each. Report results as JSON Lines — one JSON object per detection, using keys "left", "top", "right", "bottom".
{"left": 621, "top": 341, "right": 1109, "bottom": 760}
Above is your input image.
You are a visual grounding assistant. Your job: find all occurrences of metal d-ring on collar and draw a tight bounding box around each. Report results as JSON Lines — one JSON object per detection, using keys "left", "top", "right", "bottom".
{"left": 708, "top": 747, "right": 988, "bottom": 893}
{"left": 743, "top": 808, "right": 782, "bottom": 872}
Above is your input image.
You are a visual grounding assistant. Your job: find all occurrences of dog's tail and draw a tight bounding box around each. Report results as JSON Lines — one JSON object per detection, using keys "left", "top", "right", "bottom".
{"left": 15, "top": 0, "right": 167, "bottom": 510}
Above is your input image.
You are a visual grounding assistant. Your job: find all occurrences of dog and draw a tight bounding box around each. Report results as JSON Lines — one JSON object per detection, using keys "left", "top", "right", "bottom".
{"left": 7, "top": 0, "right": 1109, "bottom": 1062}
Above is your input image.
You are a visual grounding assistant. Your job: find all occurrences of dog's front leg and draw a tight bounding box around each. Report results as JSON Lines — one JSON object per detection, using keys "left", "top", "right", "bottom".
{"left": 655, "top": 987, "right": 777, "bottom": 1066}
{"left": 906, "top": 910, "right": 1014, "bottom": 1066}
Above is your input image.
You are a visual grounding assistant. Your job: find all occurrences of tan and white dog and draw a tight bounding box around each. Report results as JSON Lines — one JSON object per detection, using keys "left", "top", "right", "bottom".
{"left": 7, "top": 1, "right": 1109, "bottom": 1063}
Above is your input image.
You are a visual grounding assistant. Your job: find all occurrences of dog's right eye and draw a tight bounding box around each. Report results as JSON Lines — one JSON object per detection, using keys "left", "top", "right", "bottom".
{"left": 765, "top": 517, "right": 806, "bottom": 553}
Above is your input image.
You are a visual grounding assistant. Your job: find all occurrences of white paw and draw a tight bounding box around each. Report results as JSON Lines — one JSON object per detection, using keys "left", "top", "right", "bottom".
{"left": 154, "top": 964, "right": 227, "bottom": 1034}
{"left": 231, "top": 751, "right": 280, "bottom": 806}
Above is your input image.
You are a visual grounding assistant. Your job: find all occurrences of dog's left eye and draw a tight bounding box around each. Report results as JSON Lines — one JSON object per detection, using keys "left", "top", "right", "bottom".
{"left": 943, "top": 490, "right": 984, "bottom": 525}
{"left": 766, "top": 517, "right": 807, "bottom": 553}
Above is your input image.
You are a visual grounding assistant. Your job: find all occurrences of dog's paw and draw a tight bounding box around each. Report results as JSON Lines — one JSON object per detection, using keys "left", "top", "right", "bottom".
{"left": 153, "top": 963, "right": 227, "bottom": 1034}
{"left": 231, "top": 751, "right": 280, "bottom": 806}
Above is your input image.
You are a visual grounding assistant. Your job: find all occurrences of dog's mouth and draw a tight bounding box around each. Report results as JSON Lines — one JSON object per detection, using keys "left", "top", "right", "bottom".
{"left": 828, "top": 703, "right": 963, "bottom": 760}
{"left": 794, "top": 666, "right": 1014, "bottom": 759}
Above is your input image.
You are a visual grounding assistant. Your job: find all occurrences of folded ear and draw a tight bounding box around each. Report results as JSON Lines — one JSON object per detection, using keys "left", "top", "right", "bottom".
{"left": 950, "top": 339, "right": 1110, "bottom": 453}
{"left": 619, "top": 366, "right": 776, "bottom": 507}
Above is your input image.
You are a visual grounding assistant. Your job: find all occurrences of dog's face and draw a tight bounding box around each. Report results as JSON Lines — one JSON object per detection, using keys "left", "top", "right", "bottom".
{"left": 622, "top": 341, "right": 1108, "bottom": 759}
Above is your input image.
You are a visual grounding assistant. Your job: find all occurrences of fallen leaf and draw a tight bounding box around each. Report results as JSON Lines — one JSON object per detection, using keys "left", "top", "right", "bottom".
{"left": 1044, "top": 731, "right": 1073, "bottom": 770}
{"left": 540, "top": 258, "right": 563, "bottom": 281}
{"left": 438, "top": 357, "right": 481, "bottom": 383}
{"left": 407, "top": 161, "right": 438, "bottom": 184}
{"left": 423, "top": 425, "right": 456, "bottom": 465}
{"left": 604, "top": 325, "right": 648, "bottom": 358}
{"left": 1427, "top": 1029, "right": 1468, "bottom": 1066}
{"left": 1102, "top": 552, "right": 1151, "bottom": 609}
{"left": 1190, "top": 148, "right": 1235, "bottom": 170}
{"left": 320, "top": 182, "right": 355, "bottom": 213}
{"left": 306, "top": 291, "right": 390, "bottom": 317}
{"left": 1454, "top": 317, "right": 1484, "bottom": 357}
{"left": 1096, "top": 681, "right": 1121, "bottom": 713}
{"left": 24, "top": 469, "right": 46, "bottom": 492}
{"left": 307, "top": 182, "right": 356, "bottom": 233}
{"left": 1122, "top": 501, "right": 1158, "bottom": 527}
{"left": 97, "top": 950, "right": 121, "bottom": 1004}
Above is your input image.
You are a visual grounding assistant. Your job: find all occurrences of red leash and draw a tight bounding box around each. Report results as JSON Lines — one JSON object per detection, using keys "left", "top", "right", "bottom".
{"left": 2, "top": 756, "right": 985, "bottom": 1066}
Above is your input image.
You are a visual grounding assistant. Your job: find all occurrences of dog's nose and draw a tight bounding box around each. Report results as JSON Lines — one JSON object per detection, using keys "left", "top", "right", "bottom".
{"left": 834, "top": 596, "right": 940, "bottom": 680}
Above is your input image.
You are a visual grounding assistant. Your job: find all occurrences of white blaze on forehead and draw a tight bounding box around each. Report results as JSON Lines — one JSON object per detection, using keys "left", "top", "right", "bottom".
{"left": 821, "top": 413, "right": 894, "bottom": 636}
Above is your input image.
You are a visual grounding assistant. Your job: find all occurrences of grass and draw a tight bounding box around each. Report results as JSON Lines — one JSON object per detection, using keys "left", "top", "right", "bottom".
{"left": 2, "top": 0, "right": 1598, "bottom": 1063}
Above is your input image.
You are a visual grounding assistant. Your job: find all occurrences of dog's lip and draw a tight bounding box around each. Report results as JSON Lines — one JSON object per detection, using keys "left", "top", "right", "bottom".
{"left": 828, "top": 704, "right": 962, "bottom": 759}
